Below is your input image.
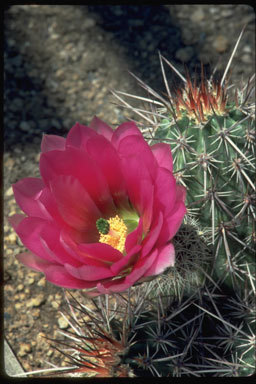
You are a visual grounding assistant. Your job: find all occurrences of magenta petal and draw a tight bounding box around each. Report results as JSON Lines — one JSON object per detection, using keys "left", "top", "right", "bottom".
{"left": 121, "top": 156, "right": 154, "bottom": 229}
{"left": 41, "top": 134, "right": 66, "bottom": 153}
{"left": 49, "top": 175, "right": 101, "bottom": 233}
{"left": 121, "top": 156, "right": 151, "bottom": 202}
{"left": 16, "top": 251, "right": 56, "bottom": 272}
{"left": 60, "top": 231, "right": 114, "bottom": 267}
{"left": 125, "top": 249, "right": 158, "bottom": 285}
{"left": 78, "top": 242, "right": 123, "bottom": 263}
{"left": 8, "top": 214, "right": 26, "bottom": 231}
{"left": 95, "top": 278, "right": 128, "bottom": 294}
{"left": 81, "top": 289, "right": 103, "bottom": 297}
{"left": 143, "top": 243, "right": 175, "bottom": 277}
{"left": 40, "top": 147, "right": 114, "bottom": 215}
{"left": 135, "top": 179, "right": 154, "bottom": 234}
{"left": 117, "top": 135, "right": 157, "bottom": 180}
{"left": 151, "top": 143, "right": 173, "bottom": 172}
{"left": 12, "top": 178, "right": 47, "bottom": 218}
{"left": 40, "top": 225, "right": 81, "bottom": 267}
{"left": 101, "top": 249, "right": 158, "bottom": 294}
{"left": 111, "top": 121, "right": 142, "bottom": 149}
{"left": 125, "top": 217, "right": 143, "bottom": 253}
{"left": 44, "top": 265, "right": 96, "bottom": 289}
{"left": 157, "top": 201, "right": 187, "bottom": 244}
{"left": 111, "top": 244, "right": 141, "bottom": 275}
{"left": 86, "top": 135, "right": 127, "bottom": 206}
{"left": 38, "top": 187, "right": 74, "bottom": 231}
{"left": 154, "top": 167, "right": 177, "bottom": 218}
{"left": 176, "top": 184, "right": 186, "bottom": 203}
{"left": 66, "top": 122, "right": 98, "bottom": 149}
{"left": 89, "top": 116, "right": 114, "bottom": 141}
{"left": 141, "top": 212, "right": 163, "bottom": 258}
{"left": 64, "top": 263, "right": 114, "bottom": 281}
{"left": 15, "top": 216, "right": 56, "bottom": 262}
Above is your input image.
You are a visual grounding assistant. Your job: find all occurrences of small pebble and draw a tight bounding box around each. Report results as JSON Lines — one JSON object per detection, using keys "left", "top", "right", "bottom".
{"left": 36, "top": 332, "right": 45, "bottom": 342}
{"left": 175, "top": 46, "right": 194, "bottom": 63}
{"left": 50, "top": 33, "right": 59, "bottom": 40}
{"left": 19, "top": 121, "right": 31, "bottom": 132}
{"left": 18, "top": 343, "right": 32, "bottom": 357}
{"left": 181, "top": 29, "right": 199, "bottom": 45}
{"left": 32, "top": 309, "right": 40, "bottom": 318}
{"left": 26, "top": 294, "right": 45, "bottom": 308}
{"left": 9, "top": 210, "right": 17, "bottom": 216}
{"left": 5, "top": 187, "right": 13, "bottom": 197}
{"left": 209, "top": 7, "right": 218, "bottom": 14}
{"left": 7, "top": 233, "right": 17, "bottom": 244}
{"left": 51, "top": 301, "right": 60, "bottom": 309}
{"left": 55, "top": 293, "right": 62, "bottom": 301}
{"left": 57, "top": 316, "right": 69, "bottom": 329}
{"left": 221, "top": 9, "right": 233, "bottom": 17}
{"left": 22, "top": 362, "right": 31, "bottom": 371}
{"left": 212, "top": 35, "right": 229, "bottom": 53}
{"left": 35, "top": 153, "right": 40, "bottom": 162}
{"left": 241, "top": 54, "right": 252, "bottom": 64}
{"left": 37, "top": 277, "right": 46, "bottom": 287}
{"left": 27, "top": 277, "right": 35, "bottom": 285}
{"left": 4, "top": 158, "right": 15, "bottom": 169}
{"left": 17, "top": 284, "right": 24, "bottom": 291}
{"left": 243, "top": 45, "right": 252, "bottom": 53}
{"left": 190, "top": 8, "right": 205, "bottom": 22}
{"left": 15, "top": 302, "right": 23, "bottom": 310}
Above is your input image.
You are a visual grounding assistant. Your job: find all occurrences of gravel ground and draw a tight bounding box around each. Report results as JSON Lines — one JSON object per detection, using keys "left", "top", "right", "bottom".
{"left": 3, "top": 4, "right": 255, "bottom": 376}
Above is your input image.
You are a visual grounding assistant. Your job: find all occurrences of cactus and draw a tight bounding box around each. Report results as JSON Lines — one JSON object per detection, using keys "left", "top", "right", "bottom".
{"left": 23, "top": 220, "right": 254, "bottom": 378}
{"left": 30, "top": 274, "right": 255, "bottom": 377}
{"left": 110, "top": 27, "right": 255, "bottom": 376}
{"left": 152, "top": 66, "right": 255, "bottom": 293}
{"left": 14, "top": 28, "right": 255, "bottom": 378}
{"left": 113, "top": 27, "right": 255, "bottom": 293}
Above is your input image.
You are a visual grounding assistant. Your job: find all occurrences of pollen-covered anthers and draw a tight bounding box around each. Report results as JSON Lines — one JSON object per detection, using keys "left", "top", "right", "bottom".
{"left": 173, "top": 67, "right": 228, "bottom": 123}
{"left": 97, "top": 215, "right": 127, "bottom": 253}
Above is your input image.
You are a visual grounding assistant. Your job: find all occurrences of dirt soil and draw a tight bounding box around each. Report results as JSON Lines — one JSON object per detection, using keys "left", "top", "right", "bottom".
{"left": 3, "top": 4, "right": 255, "bottom": 376}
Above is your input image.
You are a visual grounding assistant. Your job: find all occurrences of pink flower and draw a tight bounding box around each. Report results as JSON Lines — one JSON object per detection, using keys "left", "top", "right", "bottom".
{"left": 9, "top": 117, "right": 186, "bottom": 295}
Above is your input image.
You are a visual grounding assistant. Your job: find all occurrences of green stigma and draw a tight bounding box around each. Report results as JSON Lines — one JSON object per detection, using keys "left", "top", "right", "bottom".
{"left": 96, "top": 218, "right": 110, "bottom": 235}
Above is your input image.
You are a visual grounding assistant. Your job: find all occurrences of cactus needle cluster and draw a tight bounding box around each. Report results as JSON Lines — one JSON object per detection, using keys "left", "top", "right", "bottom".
{"left": 17, "top": 28, "right": 255, "bottom": 378}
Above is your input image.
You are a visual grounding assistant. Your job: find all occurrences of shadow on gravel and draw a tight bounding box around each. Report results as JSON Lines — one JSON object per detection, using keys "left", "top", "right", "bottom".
{"left": 4, "top": 5, "right": 214, "bottom": 151}
{"left": 4, "top": 37, "right": 66, "bottom": 151}
{"left": 85, "top": 6, "right": 213, "bottom": 90}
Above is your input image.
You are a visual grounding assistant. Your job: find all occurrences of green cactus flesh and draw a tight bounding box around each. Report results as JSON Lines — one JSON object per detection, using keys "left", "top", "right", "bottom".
{"left": 154, "top": 85, "right": 255, "bottom": 293}
{"left": 38, "top": 32, "right": 255, "bottom": 378}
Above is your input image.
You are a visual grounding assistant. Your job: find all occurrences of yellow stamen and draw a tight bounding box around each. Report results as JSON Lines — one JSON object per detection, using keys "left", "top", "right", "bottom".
{"left": 98, "top": 215, "right": 127, "bottom": 253}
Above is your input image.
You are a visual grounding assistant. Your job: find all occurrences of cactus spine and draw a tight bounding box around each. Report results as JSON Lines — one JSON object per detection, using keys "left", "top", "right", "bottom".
{"left": 19, "top": 28, "right": 255, "bottom": 378}
{"left": 110, "top": 27, "right": 255, "bottom": 376}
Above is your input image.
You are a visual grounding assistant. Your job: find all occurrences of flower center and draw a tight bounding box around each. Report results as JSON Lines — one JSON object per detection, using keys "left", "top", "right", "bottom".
{"left": 96, "top": 215, "right": 128, "bottom": 253}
